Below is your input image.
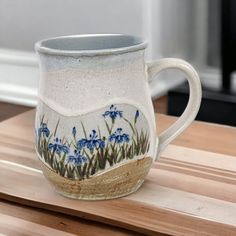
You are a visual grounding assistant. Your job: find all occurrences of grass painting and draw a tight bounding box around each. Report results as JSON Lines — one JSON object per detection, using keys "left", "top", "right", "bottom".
{"left": 36, "top": 104, "right": 150, "bottom": 180}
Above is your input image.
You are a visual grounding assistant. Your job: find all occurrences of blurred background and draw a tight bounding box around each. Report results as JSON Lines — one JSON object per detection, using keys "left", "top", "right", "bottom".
{"left": 0, "top": 0, "right": 235, "bottom": 125}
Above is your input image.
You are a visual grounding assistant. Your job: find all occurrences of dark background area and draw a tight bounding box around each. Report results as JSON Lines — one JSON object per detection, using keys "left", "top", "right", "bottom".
{"left": 168, "top": 0, "right": 236, "bottom": 126}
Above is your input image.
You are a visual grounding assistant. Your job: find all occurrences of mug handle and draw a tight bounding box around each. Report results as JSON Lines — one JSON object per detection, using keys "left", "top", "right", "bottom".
{"left": 146, "top": 58, "right": 202, "bottom": 159}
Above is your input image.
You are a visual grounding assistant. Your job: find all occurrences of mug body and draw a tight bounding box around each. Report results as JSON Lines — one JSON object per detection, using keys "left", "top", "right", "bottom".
{"left": 35, "top": 34, "right": 157, "bottom": 200}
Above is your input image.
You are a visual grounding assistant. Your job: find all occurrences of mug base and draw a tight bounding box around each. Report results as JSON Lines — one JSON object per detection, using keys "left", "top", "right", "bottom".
{"left": 56, "top": 181, "right": 143, "bottom": 200}
{"left": 39, "top": 156, "right": 153, "bottom": 200}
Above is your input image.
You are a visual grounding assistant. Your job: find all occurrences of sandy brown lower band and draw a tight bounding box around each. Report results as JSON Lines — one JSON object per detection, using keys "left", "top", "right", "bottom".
{"left": 40, "top": 156, "right": 153, "bottom": 200}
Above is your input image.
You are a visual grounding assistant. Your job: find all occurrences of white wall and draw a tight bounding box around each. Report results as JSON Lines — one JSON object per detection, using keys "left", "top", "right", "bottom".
{"left": 0, "top": 0, "right": 145, "bottom": 51}
{"left": 0, "top": 0, "right": 203, "bottom": 60}
{"left": 146, "top": 0, "right": 194, "bottom": 60}
{"left": 0, "top": 0, "right": 212, "bottom": 105}
{"left": 0, "top": 0, "right": 211, "bottom": 61}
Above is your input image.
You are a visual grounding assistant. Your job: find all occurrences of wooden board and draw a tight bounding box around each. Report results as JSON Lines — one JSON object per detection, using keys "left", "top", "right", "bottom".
{"left": 0, "top": 102, "right": 31, "bottom": 122}
{"left": 0, "top": 200, "right": 137, "bottom": 236}
{"left": 0, "top": 110, "right": 236, "bottom": 235}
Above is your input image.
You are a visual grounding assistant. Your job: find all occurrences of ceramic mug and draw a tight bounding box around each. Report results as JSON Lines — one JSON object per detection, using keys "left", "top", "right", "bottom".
{"left": 35, "top": 34, "right": 201, "bottom": 200}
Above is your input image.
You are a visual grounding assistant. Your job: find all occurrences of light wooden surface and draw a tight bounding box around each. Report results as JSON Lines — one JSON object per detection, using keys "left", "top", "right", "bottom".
{"left": 0, "top": 110, "right": 236, "bottom": 235}
{"left": 0, "top": 200, "right": 137, "bottom": 236}
{"left": 0, "top": 102, "right": 31, "bottom": 122}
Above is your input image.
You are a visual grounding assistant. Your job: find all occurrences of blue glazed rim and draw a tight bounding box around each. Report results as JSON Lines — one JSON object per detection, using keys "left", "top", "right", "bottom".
{"left": 35, "top": 34, "right": 147, "bottom": 56}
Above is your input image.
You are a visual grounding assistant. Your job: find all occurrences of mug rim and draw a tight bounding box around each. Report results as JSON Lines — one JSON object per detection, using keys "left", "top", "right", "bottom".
{"left": 35, "top": 34, "right": 147, "bottom": 56}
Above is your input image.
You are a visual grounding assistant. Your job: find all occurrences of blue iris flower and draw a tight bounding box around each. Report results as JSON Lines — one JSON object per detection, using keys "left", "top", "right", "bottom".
{"left": 102, "top": 105, "right": 123, "bottom": 122}
{"left": 66, "top": 150, "right": 87, "bottom": 166}
{"left": 109, "top": 128, "right": 130, "bottom": 144}
{"left": 77, "top": 130, "right": 105, "bottom": 151}
{"left": 38, "top": 122, "right": 50, "bottom": 137}
{"left": 48, "top": 138, "right": 69, "bottom": 155}
{"left": 72, "top": 126, "right": 76, "bottom": 137}
{"left": 135, "top": 110, "right": 139, "bottom": 123}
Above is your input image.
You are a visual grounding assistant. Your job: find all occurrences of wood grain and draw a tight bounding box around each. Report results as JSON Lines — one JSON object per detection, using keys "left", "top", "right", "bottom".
{"left": 0, "top": 110, "right": 236, "bottom": 235}
{"left": 0, "top": 102, "right": 31, "bottom": 122}
{"left": 1, "top": 145, "right": 236, "bottom": 235}
{"left": 157, "top": 114, "right": 236, "bottom": 156}
{"left": 0, "top": 200, "right": 138, "bottom": 236}
{"left": 152, "top": 96, "right": 167, "bottom": 114}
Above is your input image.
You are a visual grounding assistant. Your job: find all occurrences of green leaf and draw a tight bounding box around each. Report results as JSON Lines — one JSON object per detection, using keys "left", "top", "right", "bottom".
{"left": 104, "top": 120, "right": 111, "bottom": 134}
{"left": 123, "top": 117, "right": 136, "bottom": 134}
{"left": 76, "top": 165, "right": 82, "bottom": 179}
{"left": 81, "top": 122, "right": 87, "bottom": 139}
{"left": 53, "top": 119, "right": 60, "bottom": 136}
{"left": 97, "top": 126, "right": 102, "bottom": 139}
{"left": 40, "top": 114, "right": 45, "bottom": 124}
{"left": 82, "top": 163, "right": 88, "bottom": 178}
{"left": 84, "top": 149, "right": 91, "bottom": 162}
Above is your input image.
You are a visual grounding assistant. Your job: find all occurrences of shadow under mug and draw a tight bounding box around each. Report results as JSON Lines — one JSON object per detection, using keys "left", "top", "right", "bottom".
{"left": 35, "top": 34, "right": 202, "bottom": 200}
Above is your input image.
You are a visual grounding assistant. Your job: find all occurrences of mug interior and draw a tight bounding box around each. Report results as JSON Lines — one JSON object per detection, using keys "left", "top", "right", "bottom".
{"left": 35, "top": 34, "right": 147, "bottom": 56}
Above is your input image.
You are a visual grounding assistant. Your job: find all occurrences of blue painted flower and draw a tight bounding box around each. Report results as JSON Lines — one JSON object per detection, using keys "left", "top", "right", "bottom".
{"left": 66, "top": 150, "right": 87, "bottom": 166}
{"left": 77, "top": 130, "right": 105, "bottom": 151}
{"left": 48, "top": 138, "right": 69, "bottom": 154}
{"left": 134, "top": 110, "right": 139, "bottom": 123}
{"left": 38, "top": 122, "right": 50, "bottom": 138}
{"left": 109, "top": 128, "right": 130, "bottom": 144}
{"left": 72, "top": 126, "right": 76, "bottom": 137}
{"left": 102, "top": 105, "right": 123, "bottom": 122}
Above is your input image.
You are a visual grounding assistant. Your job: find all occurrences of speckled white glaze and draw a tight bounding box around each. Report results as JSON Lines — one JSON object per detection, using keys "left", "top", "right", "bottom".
{"left": 37, "top": 51, "right": 152, "bottom": 115}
